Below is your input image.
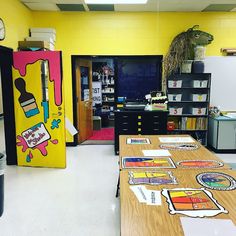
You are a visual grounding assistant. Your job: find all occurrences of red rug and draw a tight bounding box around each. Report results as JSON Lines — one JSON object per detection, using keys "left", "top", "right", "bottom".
{"left": 88, "top": 127, "right": 114, "bottom": 140}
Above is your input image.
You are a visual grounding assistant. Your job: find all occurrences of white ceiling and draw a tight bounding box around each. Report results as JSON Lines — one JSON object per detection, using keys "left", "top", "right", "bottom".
{"left": 20, "top": 0, "right": 236, "bottom": 12}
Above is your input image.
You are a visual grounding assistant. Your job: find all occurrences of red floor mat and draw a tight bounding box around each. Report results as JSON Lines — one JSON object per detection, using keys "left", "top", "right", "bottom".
{"left": 88, "top": 127, "right": 114, "bottom": 140}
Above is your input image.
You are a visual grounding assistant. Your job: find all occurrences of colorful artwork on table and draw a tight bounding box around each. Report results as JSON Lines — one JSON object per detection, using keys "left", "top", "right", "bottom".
{"left": 196, "top": 172, "right": 236, "bottom": 191}
{"left": 127, "top": 138, "right": 151, "bottom": 144}
{"left": 122, "top": 157, "right": 176, "bottom": 169}
{"left": 177, "top": 160, "right": 224, "bottom": 169}
{"left": 162, "top": 188, "right": 228, "bottom": 217}
{"left": 159, "top": 143, "right": 199, "bottom": 151}
{"left": 128, "top": 171, "right": 178, "bottom": 185}
{"left": 12, "top": 51, "right": 66, "bottom": 168}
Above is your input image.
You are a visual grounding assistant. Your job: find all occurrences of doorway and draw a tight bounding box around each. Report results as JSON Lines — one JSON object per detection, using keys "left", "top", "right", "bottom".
{"left": 72, "top": 56, "right": 115, "bottom": 145}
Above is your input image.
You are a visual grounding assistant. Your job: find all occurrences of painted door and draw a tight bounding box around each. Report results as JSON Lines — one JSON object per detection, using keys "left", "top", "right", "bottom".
{"left": 76, "top": 59, "right": 93, "bottom": 143}
{"left": 12, "top": 51, "right": 66, "bottom": 168}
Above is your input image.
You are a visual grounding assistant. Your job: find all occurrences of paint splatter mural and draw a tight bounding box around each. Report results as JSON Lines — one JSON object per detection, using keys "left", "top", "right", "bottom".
{"left": 12, "top": 51, "right": 66, "bottom": 168}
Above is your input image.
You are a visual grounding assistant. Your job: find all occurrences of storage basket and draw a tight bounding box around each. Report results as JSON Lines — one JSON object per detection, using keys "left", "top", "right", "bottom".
{"left": 192, "top": 94, "right": 207, "bottom": 102}
{"left": 168, "top": 94, "right": 182, "bottom": 102}
{"left": 169, "top": 107, "right": 183, "bottom": 115}
{"left": 193, "top": 80, "right": 208, "bottom": 88}
{"left": 168, "top": 80, "right": 182, "bottom": 88}
{"left": 192, "top": 107, "right": 206, "bottom": 115}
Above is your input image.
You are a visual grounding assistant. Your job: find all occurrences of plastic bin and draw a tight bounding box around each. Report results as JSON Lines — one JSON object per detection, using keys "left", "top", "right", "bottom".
{"left": 168, "top": 94, "right": 182, "bottom": 101}
{"left": 169, "top": 107, "right": 183, "bottom": 115}
{"left": 192, "top": 107, "right": 206, "bottom": 115}
{"left": 193, "top": 80, "right": 208, "bottom": 88}
{"left": 168, "top": 80, "right": 182, "bottom": 88}
{"left": 0, "top": 153, "right": 5, "bottom": 217}
{"left": 192, "top": 94, "right": 207, "bottom": 101}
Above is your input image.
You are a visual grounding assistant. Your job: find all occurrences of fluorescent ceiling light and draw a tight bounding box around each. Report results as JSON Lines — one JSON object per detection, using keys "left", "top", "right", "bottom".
{"left": 85, "top": 0, "right": 148, "bottom": 4}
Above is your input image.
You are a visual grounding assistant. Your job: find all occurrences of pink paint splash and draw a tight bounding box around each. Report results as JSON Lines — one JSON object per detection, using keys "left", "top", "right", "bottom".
{"left": 29, "top": 151, "right": 33, "bottom": 159}
{"left": 16, "top": 135, "right": 59, "bottom": 157}
{"left": 50, "top": 139, "right": 58, "bottom": 144}
{"left": 13, "top": 51, "right": 62, "bottom": 106}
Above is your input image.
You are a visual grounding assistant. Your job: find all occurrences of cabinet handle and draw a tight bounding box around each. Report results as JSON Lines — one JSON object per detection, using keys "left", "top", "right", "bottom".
{"left": 122, "top": 116, "right": 128, "bottom": 118}
{"left": 122, "top": 128, "right": 128, "bottom": 131}
{"left": 154, "top": 122, "right": 159, "bottom": 125}
{"left": 154, "top": 128, "right": 159, "bottom": 131}
{"left": 154, "top": 116, "right": 159, "bottom": 118}
{"left": 122, "top": 122, "right": 128, "bottom": 125}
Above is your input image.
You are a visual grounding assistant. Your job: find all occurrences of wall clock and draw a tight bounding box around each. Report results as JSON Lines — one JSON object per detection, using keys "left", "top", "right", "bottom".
{"left": 0, "top": 18, "right": 5, "bottom": 40}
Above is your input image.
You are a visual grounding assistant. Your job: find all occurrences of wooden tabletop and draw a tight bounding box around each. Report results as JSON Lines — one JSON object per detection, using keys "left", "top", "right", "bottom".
{"left": 119, "top": 135, "right": 231, "bottom": 170}
{"left": 120, "top": 169, "right": 236, "bottom": 236}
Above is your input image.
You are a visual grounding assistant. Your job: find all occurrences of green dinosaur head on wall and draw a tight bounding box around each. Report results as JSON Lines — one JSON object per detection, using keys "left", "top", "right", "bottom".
{"left": 163, "top": 25, "right": 214, "bottom": 78}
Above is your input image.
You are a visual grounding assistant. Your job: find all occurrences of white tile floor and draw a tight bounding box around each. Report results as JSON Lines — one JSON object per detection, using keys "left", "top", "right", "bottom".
{"left": 0, "top": 118, "right": 236, "bottom": 236}
{"left": 0, "top": 145, "right": 120, "bottom": 236}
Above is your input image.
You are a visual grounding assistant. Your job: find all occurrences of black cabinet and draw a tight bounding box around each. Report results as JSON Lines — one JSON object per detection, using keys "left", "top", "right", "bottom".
{"left": 114, "top": 110, "right": 168, "bottom": 154}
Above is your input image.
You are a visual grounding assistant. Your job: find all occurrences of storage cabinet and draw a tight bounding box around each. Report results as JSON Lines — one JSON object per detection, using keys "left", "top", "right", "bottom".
{"left": 167, "top": 73, "right": 211, "bottom": 145}
{"left": 114, "top": 111, "right": 168, "bottom": 154}
{"left": 208, "top": 116, "right": 236, "bottom": 152}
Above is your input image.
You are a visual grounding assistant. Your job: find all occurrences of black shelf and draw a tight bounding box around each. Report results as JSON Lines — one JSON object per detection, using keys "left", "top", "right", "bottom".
{"left": 169, "top": 114, "right": 208, "bottom": 117}
{"left": 102, "top": 92, "right": 114, "bottom": 94}
{"left": 167, "top": 73, "right": 211, "bottom": 146}
{"left": 168, "top": 101, "right": 208, "bottom": 103}
{"left": 169, "top": 129, "right": 208, "bottom": 132}
{"left": 168, "top": 87, "right": 209, "bottom": 89}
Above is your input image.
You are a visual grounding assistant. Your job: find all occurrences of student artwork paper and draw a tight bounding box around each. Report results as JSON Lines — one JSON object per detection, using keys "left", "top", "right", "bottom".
{"left": 196, "top": 172, "right": 236, "bottom": 191}
{"left": 122, "top": 157, "right": 176, "bottom": 169}
{"left": 180, "top": 218, "right": 236, "bottom": 236}
{"left": 159, "top": 137, "right": 194, "bottom": 143}
{"left": 127, "top": 137, "right": 150, "bottom": 145}
{"left": 142, "top": 149, "right": 171, "bottom": 157}
{"left": 128, "top": 171, "right": 178, "bottom": 185}
{"left": 130, "top": 185, "right": 162, "bottom": 205}
{"left": 162, "top": 188, "right": 228, "bottom": 217}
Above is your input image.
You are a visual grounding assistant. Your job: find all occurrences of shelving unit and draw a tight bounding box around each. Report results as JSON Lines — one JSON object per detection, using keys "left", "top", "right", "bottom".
{"left": 92, "top": 58, "right": 115, "bottom": 127}
{"left": 167, "top": 73, "right": 211, "bottom": 145}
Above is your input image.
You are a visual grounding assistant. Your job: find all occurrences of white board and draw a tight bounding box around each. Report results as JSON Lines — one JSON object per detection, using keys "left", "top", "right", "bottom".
{"left": 204, "top": 56, "right": 236, "bottom": 111}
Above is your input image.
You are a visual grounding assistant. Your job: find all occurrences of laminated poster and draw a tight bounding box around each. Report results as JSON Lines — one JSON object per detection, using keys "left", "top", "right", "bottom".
{"left": 122, "top": 157, "right": 176, "bottom": 169}
{"left": 128, "top": 171, "right": 178, "bottom": 185}
{"left": 162, "top": 188, "right": 228, "bottom": 217}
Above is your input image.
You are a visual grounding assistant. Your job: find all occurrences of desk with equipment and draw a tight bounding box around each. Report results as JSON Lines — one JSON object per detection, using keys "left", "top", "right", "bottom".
{"left": 118, "top": 135, "right": 236, "bottom": 236}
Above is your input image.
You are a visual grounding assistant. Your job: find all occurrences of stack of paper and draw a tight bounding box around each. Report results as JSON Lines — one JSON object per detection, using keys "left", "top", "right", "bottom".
{"left": 130, "top": 185, "right": 162, "bottom": 206}
{"left": 142, "top": 149, "right": 171, "bottom": 156}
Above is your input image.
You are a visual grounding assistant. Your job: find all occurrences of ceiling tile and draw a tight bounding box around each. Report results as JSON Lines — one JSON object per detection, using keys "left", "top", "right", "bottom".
{"left": 23, "top": 2, "right": 59, "bottom": 11}
{"left": 115, "top": 0, "right": 159, "bottom": 12}
{"left": 202, "top": 4, "right": 236, "bottom": 11}
{"left": 56, "top": 4, "right": 85, "bottom": 11}
{"left": 87, "top": 4, "right": 114, "bottom": 11}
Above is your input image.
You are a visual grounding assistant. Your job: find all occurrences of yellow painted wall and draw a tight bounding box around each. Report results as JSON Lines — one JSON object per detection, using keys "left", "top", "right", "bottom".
{"left": 26, "top": 11, "right": 236, "bottom": 142}
{"left": 0, "top": 0, "right": 33, "bottom": 49}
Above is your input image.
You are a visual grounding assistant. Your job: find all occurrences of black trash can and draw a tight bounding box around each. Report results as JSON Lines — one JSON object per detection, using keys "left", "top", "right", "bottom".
{"left": 0, "top": 153, "right": 5, "bottom": 217}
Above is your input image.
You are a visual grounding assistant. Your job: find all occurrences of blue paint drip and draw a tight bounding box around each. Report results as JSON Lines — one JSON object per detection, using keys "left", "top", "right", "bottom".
{"left": 26, "top": 155, "right": 31, "bottom": 162}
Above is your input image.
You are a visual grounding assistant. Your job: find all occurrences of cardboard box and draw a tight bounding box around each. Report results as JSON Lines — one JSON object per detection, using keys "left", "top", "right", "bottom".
{"left": 18, "top": 41, "right": 50, "bottom": 50}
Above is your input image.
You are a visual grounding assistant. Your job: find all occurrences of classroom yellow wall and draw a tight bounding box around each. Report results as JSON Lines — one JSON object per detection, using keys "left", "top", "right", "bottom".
{"left": 29, "top": 11, "right": 236, "bottom": 142}
{"left": 0, "top": 0, "right": 33, "bottom": 49}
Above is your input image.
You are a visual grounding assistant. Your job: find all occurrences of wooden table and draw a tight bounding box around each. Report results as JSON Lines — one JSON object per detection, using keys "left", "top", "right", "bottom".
{"left": 119, "top": 135, "right": 231, "bottom": 170}
{"left": 120, "top": 169, "right": 236, "bottom": 236}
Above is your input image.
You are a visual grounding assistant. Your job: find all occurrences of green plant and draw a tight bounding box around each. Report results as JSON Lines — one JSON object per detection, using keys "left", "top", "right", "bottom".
{"left": 163, "top": 25, "right": 213, "bottom": 78}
